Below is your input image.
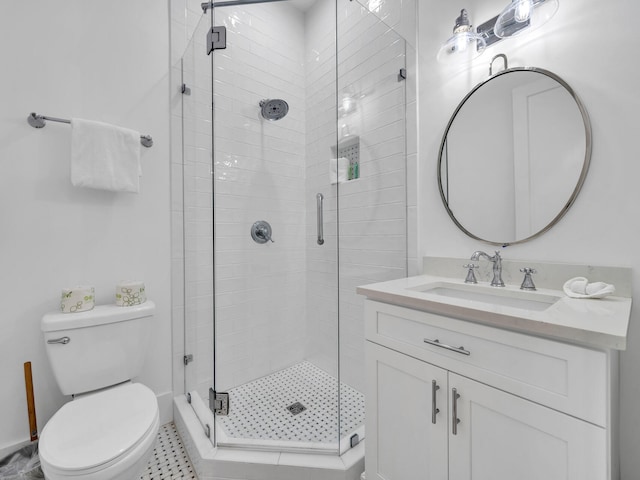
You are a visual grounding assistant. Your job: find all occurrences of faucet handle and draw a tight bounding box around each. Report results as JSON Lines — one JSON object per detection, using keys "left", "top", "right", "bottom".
{"left": 463, "top": 263, "right": 479, "bottom": 284}
{"left": 519, "top": 268, "right": 537, "bottom": 291}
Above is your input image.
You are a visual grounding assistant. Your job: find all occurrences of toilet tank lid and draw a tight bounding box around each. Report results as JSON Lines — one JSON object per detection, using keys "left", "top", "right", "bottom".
{"left": 42, "top": 301, "right": 155, "bottom": 332}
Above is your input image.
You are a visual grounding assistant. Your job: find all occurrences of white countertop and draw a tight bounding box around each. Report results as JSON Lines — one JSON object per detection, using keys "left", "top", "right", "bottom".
{"left": 357, "top": 274, "right": 632, "bottom": 350}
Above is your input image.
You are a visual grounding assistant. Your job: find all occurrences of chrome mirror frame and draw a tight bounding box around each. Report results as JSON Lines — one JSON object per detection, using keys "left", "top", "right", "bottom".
{"left": 437, "top": 66, "right": 592, "bottom": 246}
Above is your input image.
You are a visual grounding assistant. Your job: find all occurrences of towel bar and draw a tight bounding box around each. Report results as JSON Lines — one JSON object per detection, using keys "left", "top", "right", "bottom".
{"left": 27, "top": 112, "right": 153, "bottom": 148}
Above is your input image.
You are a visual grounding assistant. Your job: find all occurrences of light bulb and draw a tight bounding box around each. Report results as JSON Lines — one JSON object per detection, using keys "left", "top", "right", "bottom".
{"left": 514, "top": 0, "right": 533, "bottom": 22}
{"left": 436, "top": 9, "right": 486, "bottom": 64}
{"left": 494, "top": 0, "right": 558, "bottom": 39}
{"left": 455, "top": 33, "right": 468, "bottom": 53}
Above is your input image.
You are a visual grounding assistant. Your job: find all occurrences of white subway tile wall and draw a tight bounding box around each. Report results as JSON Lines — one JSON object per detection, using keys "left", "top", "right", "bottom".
{"left": 303, "top": 0, "right": 341, "bottom": 386}
{"left": 306, "top": 0, "right": 414, "bottom": 392}
{"left": 212, "top": 3, "right": 308, "bottom": 392}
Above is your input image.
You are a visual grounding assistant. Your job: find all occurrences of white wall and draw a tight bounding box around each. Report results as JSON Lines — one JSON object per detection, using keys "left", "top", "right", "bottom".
{"left": 418, "top": 0, "right": 640, "bottom": 476}
{"left": 0, "top": 0, "right": 172, "bottom": 452}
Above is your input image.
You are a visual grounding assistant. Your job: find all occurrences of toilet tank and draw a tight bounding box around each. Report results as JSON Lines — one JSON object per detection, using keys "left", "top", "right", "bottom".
{"left": 41, "top": 301, "right": 155, "bottom": 395}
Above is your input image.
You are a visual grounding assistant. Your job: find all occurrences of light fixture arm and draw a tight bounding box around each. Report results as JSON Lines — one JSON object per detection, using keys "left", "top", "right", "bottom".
{"left": 494, "top": 0, "right": 559, "bottom": 39}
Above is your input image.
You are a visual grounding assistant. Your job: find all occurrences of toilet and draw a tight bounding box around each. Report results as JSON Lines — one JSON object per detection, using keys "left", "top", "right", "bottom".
{"left": 39, "top": 301, "right": 159, "bottom": 480}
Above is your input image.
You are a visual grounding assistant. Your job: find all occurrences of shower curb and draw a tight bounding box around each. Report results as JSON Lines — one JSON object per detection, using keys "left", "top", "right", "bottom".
{"left": 173, "top": 395, "right": 365, "bottom": 480}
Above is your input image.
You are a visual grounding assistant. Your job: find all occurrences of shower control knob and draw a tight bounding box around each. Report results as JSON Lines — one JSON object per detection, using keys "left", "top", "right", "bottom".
{"left": 251, "top": 220, "right": 274, "bottom": 244}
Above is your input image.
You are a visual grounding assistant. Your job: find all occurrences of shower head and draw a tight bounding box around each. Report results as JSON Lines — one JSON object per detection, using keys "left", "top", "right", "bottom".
{"left": 260, "top": 99, "right": 289, "bottom": 121}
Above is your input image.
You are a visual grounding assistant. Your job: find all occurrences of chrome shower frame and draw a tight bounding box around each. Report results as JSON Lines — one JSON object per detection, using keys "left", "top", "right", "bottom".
{"left": 202, "top": 0, "right": 287, "bottom": 13}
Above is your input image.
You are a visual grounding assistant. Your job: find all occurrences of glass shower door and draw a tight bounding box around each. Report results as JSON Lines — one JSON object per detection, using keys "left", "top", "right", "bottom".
{"left": 209, "top": 0, "right": 342, "bottom": 453}
{"left": 335, "top": 0, "right": 412, "bottom": 409}
{"left": 181, "top": 13, "right": 216, "bottom": 437}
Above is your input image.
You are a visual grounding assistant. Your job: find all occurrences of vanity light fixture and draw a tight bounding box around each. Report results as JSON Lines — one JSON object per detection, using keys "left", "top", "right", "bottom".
{"left": 494, "top": 0, "right": 559, "bottom": 38}
{"left": 437, "top": 9, "right": 487, "bottom": 64}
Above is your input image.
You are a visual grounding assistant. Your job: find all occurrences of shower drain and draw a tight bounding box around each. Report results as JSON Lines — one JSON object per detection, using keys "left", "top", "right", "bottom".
{"left": 287, "top": 402, "right": 307, "bottom": 415}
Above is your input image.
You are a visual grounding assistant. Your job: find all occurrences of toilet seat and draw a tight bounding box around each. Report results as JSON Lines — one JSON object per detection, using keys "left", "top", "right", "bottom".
{"left": 40, "top": 382, "right": 159, "bottom": 478}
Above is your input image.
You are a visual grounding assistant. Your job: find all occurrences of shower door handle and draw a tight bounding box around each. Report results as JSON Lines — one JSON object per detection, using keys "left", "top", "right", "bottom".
{"left": 316, "top": 193, "right": 324, "bottom": 245}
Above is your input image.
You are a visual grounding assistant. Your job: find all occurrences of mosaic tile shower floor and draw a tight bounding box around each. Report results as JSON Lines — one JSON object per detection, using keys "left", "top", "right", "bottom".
{"left": 140, "top": 422, "right": 197, "bottom": 480}
{"left": 216, "top": 361, "right": 365, "bottom": 444}
{"left": 140, "top": 363, "right": 364, "bottom": 478}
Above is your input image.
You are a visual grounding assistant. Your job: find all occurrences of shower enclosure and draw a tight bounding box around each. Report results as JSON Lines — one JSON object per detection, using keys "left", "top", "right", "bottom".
{"left": 177, "top": 0, "right": 416, "bottom": 458}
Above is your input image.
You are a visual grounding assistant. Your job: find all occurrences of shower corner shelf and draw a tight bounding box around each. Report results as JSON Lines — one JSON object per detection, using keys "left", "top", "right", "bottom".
{"left": 332, "top": 135, "right": 361, "bottom": 182}
{"left": 332, "top": 135, "right": 359, "bottom": 155}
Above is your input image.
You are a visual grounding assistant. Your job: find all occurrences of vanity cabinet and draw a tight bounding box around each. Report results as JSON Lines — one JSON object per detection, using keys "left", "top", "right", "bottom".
{"left": 364, "top": 300, "right": 616, "bottom": 480}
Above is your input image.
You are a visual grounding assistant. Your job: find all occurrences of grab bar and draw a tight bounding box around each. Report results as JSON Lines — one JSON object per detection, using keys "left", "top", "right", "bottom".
{"left": 316, "top": 193, "right": 324, "bottom": 245}
{"left": 27, "top": 112, "right": 153, "bottom": 148}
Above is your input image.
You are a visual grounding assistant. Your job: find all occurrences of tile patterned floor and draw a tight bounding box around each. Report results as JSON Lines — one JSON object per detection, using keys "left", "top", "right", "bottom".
{"left": 140, "top": 422, "right": 198, "bottom": 480}
{"left": 217, "top": 361, "right": 365, "bottom": 444}
{"left": 139, "top": 363, "right": 364, "bottom": 478}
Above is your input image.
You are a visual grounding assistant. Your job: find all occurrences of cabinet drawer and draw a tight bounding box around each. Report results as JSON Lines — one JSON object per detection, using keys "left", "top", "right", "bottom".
{"left": 365, "top": 300, "right": 608, "bottom": 426}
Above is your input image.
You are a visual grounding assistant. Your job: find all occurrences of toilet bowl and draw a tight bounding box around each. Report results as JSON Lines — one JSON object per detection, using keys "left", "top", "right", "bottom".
{"left": 40, "top": 302, "right": 159, "bottom": 480}
{"left": 39, "top": 383, "right": 159, "bottom": 480}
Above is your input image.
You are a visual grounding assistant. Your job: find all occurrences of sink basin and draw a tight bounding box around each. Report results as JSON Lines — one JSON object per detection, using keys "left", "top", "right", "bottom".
{"left": 410, "top": 282, "right": 561, "bottom": 312}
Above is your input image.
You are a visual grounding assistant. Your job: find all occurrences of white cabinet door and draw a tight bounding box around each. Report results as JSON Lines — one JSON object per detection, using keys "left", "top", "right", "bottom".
{"left": 365, "top": 342, "right": 448, "bottom": 480}
{"left": 448, "top": 373, "right": 607, "bottom": 480}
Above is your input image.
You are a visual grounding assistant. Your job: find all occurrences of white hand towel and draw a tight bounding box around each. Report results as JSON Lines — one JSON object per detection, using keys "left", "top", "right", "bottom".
{"left": 330, "top": 157, "right": 349, "bottom": 184}
{"left": 563, "top": 277, "right": 615, "bottom": 299}
{"left": 71, "top": 118, "right": 141, "bottom": 193}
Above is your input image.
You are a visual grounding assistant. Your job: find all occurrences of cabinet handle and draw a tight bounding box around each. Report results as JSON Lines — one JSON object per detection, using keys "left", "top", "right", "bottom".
{"left": 423, "top": 338, "right": 470, "bottom": 356}
{"left": 431, "top": 380, "right": 440, "bottom": 424}
{"left": 452, "top": 388, "right": 461, "bottom": 435}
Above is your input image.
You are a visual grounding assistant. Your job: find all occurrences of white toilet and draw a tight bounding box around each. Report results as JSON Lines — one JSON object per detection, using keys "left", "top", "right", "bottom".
{"left": 39, "top": 301, "right": 159, "bottom": 480}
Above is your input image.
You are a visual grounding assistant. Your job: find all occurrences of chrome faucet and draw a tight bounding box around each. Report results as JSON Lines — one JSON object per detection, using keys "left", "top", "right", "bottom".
{"left": 470, "top": 250, "right": 505, "bottom": 287}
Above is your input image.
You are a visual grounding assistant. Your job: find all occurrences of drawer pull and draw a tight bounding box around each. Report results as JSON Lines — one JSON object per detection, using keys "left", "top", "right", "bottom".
{"left": 431, "top": 380, "right": 440, "bottom": 424}
{"left": 452, "top": 388, "right": 461, "bottom": 435}
{"left": 423, "top": 338, "right": 471, "bottom": 356}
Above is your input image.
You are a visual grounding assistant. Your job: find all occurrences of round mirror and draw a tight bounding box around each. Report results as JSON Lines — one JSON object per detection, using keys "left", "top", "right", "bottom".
{"left": 438, "top": 67, "right": 592, "bottom": 246}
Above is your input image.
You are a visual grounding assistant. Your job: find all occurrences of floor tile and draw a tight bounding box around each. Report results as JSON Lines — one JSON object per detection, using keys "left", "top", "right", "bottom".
{"left": 140, "top": 422, "right": 198, "bottom": 480}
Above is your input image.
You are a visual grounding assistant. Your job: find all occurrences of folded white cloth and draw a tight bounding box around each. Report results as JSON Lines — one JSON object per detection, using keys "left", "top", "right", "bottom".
{"left": 71, "top": 118, "right": 141, "bottom": 193}
{"left": 330, "top": 157, "right": 349, "bottom": 184}
{"left": 563, "top": 277, "right": 615, "bottom": 299}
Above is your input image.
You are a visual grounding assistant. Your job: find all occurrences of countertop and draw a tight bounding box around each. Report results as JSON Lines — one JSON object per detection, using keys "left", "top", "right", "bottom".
{"left": 357, "top": 274, "right": 632, "bottom": 350}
